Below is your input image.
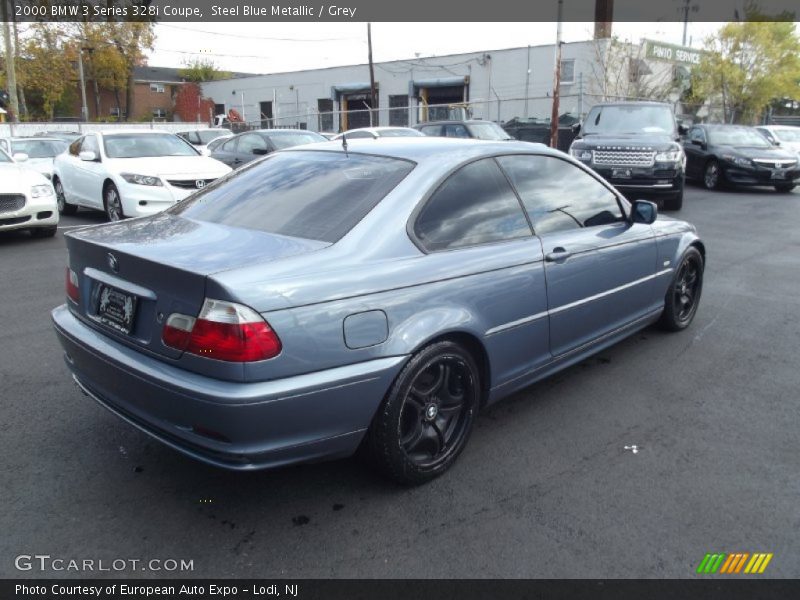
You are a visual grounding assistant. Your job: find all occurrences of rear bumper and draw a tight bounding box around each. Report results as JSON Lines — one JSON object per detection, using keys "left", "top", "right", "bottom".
{"left": 52, "top": 304, "right": 406, "bottom": 470}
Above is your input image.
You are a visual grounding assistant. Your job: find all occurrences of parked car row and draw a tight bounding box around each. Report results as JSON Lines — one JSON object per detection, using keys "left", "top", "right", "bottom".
{"left": 0, "top": 146, "right": 58, "bottom": 238}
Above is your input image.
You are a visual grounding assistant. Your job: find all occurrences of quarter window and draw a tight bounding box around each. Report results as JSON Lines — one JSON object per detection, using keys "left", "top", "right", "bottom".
{"left": 497, "top": 155, "right": 624, "bottom": 235}
{"left": 414, "top": 158, "right": 532, "bottom": 251}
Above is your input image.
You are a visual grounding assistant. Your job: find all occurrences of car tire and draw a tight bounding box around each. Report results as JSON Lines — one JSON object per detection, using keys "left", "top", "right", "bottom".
{"left": 103, "top": 183, "right": 125, "bottom": 222}
{"left": 30, "top": 226, "right": 57, "bottom": 238}
{"left": 662, "top": 188, "right": 684, "bottom": 211}
{"left": 365, "top": 340, "right": 481, "bottom": 485}
{"left": 774, "top": 184, "right": 795, "bottom": 193}
{"left": 53, "top": 177, "right": 77, "bottom": 215}
{"left": 703, "top": 160, "right": 721, "bottom": 190}
{"left": 658, "top": 247, "right": 704, "bottom": 332}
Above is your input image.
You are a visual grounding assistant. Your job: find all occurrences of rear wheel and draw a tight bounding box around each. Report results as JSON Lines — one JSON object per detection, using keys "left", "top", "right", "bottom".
{"left": 703, "top": 160, "right": 721, "bottom": 190}
{"left": 366, "top": 340, "right": 480, "bottom": 485}
{"left": 103, "top": 183, "right": 124, "bottom": 222}
{"left": 775, "top": 183, "right": 795, "bottom": 193}
{"left": 54, "top": 177, "right": 77, "bottom": 215}
{"left": 658, "top": 247, "right": 704, "bottom": 331}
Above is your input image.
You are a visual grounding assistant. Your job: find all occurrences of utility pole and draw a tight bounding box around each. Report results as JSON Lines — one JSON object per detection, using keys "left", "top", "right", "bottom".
{"left": 367, "top": 23, "right": 377, "bottom": 127}
{"left": 681, "top": 0, "right": 690, "bottom": 46}
{"left": 524, "top": 45, "right": 531, "bottom": 118}
{"left": 77, "top": 48, "right": 89, "bottom": 122}
{"left": 549, "top": 0, "right": 564, "bottom": 149}
{"left": 1, "top": 0, "right": 20, "bottom": 124}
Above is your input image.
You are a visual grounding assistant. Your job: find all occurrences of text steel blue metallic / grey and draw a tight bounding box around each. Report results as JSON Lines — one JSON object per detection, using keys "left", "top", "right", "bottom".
{"left": 52, "top": 138, "right": 706, "bottom": 484}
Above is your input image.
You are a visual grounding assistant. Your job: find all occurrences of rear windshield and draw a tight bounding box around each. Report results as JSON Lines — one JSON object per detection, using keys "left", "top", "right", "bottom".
{"left": 10, "top": 139, "right": 67, "bottom": 158}
{"left": 170, "top": 151, "right": 415, "bottom": 243}
{"left": 466, "top": 122, "right": 513, "bottom": 140}
{"left": 104, "top": 133, "right": 199, "bottom": 158}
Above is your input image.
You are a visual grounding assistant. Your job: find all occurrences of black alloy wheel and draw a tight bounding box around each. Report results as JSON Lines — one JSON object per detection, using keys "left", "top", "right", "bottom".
{"left": 658, "top": 247, "right": 704, "bottom": 331}
{"left": 703, "top": 160, "right": 721, "bottom": 190}
{"left": 366, "top": 340, "right": 480, "bottom": 485}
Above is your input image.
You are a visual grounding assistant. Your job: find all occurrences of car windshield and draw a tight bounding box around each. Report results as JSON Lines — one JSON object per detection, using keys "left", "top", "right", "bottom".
{"left": 170, "top": 151, "right": 414, "bottom": 243}
{"left": 466, "top": 122, "right": 513, "bottom": 140}
{"left": 708, "top": 128, "right": 771, "bottom": 147}
{"left": 377, "top": 129, "right": 424, "bottom": 137}
{"left": 198, "top": 130, "right": 229, "bottom": 144}
{"left": 103, "top": 133, "right": 199, "bottom": 158}
{"left": 773, "top": 129, "right": 800, "bottom": 142}
{"left": 583, "top": 105, "right": 675, "bottom": 134}
{"left": 10, "top": 139, "right": 67, "bottom": 158}
{"left": 268, "top": 132, "right": 326, "bottom": 149}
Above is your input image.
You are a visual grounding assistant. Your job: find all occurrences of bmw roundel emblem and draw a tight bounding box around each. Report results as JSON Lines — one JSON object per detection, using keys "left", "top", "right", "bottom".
{"left": 195, "top": 180, "right": 206, "bottom": 189}
{"left": 107, "top": 253, "right": 119, "bottom": 273}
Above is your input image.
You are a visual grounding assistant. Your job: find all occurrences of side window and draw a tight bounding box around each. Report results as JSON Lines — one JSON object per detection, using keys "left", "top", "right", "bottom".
{"left": 497, "top": 155, "right": 624, "bottom": 235}
{"left": 419, "top": 125, "right": 442, "bottom": 137}
{"left": 237, "top": 134, "right": 268, "bottom": 154}
{"left": 69, "top": 138, "right": 83, "bottom": 156}
{"left": 80, "top": 135, "right": 100, "bottom": 157}
{"left": 689, "top": 127, "right": 705, "bottom": 143}
{"left": 221, "top": 137, "right": 239, "bottom": 152}
{"left": 414, "top": 158, "right": 532, "bottom": 251}
{"left": 443, "top": 124, "right": 469, "bottom": 138}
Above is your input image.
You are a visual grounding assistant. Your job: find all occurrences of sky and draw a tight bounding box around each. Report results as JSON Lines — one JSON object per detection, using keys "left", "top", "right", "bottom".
{"left": 145, "top": 22, "right": 728, "bottom": 75}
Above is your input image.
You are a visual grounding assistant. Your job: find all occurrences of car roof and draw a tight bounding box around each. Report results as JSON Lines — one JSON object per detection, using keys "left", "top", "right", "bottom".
{"left": 5, "top": 136, "right": 63, "bottom": 141}
{"left": 289, "top": 136, "right": 552, "bottom": 163}
{"left": 415, "top": 120, "right": 494, "bottom": 126}
{"left": 701, "top": 124, "right": 754, "bottom": 129}
{"left": 590, "top": 101, "right": 672, "bottom": 107}
{"left": 96, "top": 129, "right": 177, "bottom": 137}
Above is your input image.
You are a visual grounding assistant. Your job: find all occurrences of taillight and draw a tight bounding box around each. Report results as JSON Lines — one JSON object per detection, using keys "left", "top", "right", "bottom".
{"left": 66, "top": 267, "right": 79, "bottom": 303}
{"left": 162, "top": 299, "right": 281, "bottom": 362}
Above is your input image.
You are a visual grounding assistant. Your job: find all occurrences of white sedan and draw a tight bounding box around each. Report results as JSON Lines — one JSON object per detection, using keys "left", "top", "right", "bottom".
{"left": 0, "top": 147, "right": 58, "bottom": 238}
{"left": 53, "top": 130, "right": 232, "bottom": 221}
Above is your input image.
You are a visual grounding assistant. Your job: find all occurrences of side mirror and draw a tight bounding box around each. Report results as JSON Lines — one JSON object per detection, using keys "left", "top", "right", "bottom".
{"left": 12, "top": 152, "right": 29, "bottom": 162}
{"left": 571, "top": 122, "right": 581, "bottom": 134}
{"left": 79, "top": 151, "right": 97, "bottom": 162}
{"left": 631, "top": 199, "right": 658, "bottom": 225}
{"left": 691, "top": 139, "right": 706, "bottom": 150}
{"left": 678, "top": 124, "right": 688, "bottom": 136}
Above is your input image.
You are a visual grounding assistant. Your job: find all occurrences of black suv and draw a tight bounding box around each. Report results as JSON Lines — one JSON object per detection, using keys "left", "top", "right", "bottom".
{"left": 569, "top": 102, "right": 686, "bottom": 210}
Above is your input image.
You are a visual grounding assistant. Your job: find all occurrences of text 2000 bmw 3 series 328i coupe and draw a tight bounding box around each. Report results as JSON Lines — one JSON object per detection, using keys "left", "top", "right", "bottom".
{"left": 52, "top": 138, "right": 705, "bottom": 484}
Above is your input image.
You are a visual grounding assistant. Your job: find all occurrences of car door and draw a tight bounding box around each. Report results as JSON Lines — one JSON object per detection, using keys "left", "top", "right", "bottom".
{"left": 211, "top": 136, "right": 241, "bottom": 168}
{"left": 412, "top": 157, "right": 551, "bottom": 387}
{"left": 235, "top": 133, "right": 270, "bottom": 166}
{"left": 71, "top": 134, "right": 106, "bottom": 208}
{"left": 683, "top": 126, "right": 708, "bottom": 179}
{"left": 497, "top": 154, "right": 659, "bottom": 357}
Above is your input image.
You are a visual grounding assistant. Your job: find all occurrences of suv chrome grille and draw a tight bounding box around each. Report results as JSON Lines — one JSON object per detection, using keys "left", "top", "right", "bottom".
{"left": 593, "top": 150, "right": 655, "bottom": 167}
{"left": 0, "top": 194, "right": 26, "bottom": 214}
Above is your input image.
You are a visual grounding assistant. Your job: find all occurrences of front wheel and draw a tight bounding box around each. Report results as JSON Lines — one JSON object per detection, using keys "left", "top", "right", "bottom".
{"left": 775, "top": 183, "right": 795, "bottom": 193}
{"left": 54, "top": 178, "right": 77, "bottom": 215}
{"left": 662, "top": 188, "right": 684, "bottom": 211}
{"left": 703, "top": 160, "right": 721, "bottom": 190}
{"left": 103, "top": 183, "right": 125, "bottom": 222}
{"left": 658, "top": 247, "right": 704, "bottom": 331}
{"left": 366, "top": 340, "right": 480, "bottom": 485}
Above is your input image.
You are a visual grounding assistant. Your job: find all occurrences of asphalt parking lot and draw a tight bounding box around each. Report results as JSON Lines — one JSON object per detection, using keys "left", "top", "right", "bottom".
{"left": 2, "top": 183, "right": 799, "bottom": 579}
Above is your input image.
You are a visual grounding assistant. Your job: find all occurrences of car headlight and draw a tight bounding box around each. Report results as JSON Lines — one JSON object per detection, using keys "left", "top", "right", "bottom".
{"left": 655, "top": 149, "right": 683, "bottom": 163}
{"left": 721, "top": 154, "right": 753, "bottom": 169}
{"left": 570, "top": 147, "right": 592, "bottom": 161}
{"left": 30, "top": 184, "right": 54, "bottom": 198}
{"left": 121, "top": 173, "right": 163, "bottom": 186}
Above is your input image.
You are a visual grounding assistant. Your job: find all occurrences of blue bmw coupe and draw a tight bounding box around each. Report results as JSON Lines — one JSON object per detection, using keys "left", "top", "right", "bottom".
{"left": 53, "top": 137, "right": 705, "bottom": 484}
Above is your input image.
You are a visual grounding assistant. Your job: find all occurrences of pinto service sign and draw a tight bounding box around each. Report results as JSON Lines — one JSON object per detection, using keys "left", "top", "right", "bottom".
{"left": 644, "top": 39, "right": 704, "bottom": 65}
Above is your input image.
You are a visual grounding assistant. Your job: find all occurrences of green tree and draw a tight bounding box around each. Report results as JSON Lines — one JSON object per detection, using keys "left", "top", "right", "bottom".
{"left": 106, "top": 22, "right": 156, "bottom": 121}
{"left": 178, "top": 58, "right": 231, "bottom": 83}
{"left": 692, "top": 20, "right": 800, "bottom": 124}
{"left": 17, "top": 23, "right": 73, "bottom": 120}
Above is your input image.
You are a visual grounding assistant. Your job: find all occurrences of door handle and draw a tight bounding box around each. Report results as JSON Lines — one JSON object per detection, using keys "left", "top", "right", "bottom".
{"left": 545, "top": 247, "right": 572, "bottom": 262}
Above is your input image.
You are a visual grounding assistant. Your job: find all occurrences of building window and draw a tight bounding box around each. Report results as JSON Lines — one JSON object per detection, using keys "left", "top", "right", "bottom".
{"left": 109, "top": 106, "right": 125, "bottom": 117}
{"left": 150, "top": 83, "right": 165, "bottom": 93}
{"left": 560, "top": 59, "right": 575, "bottom": 85}
{"left": 152, "top": 108, "right": 167, "bottom": 119}
{"left": 318, "top": 99, "right": 333, "bottom": 132}
{"left": 389, "top": 95, "right": 409, "bottom": 126}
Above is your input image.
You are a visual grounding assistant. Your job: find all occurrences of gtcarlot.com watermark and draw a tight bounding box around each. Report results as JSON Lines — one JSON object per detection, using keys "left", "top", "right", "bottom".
{"left": 15, "top": 554, "right": 194, "bottom": 573}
